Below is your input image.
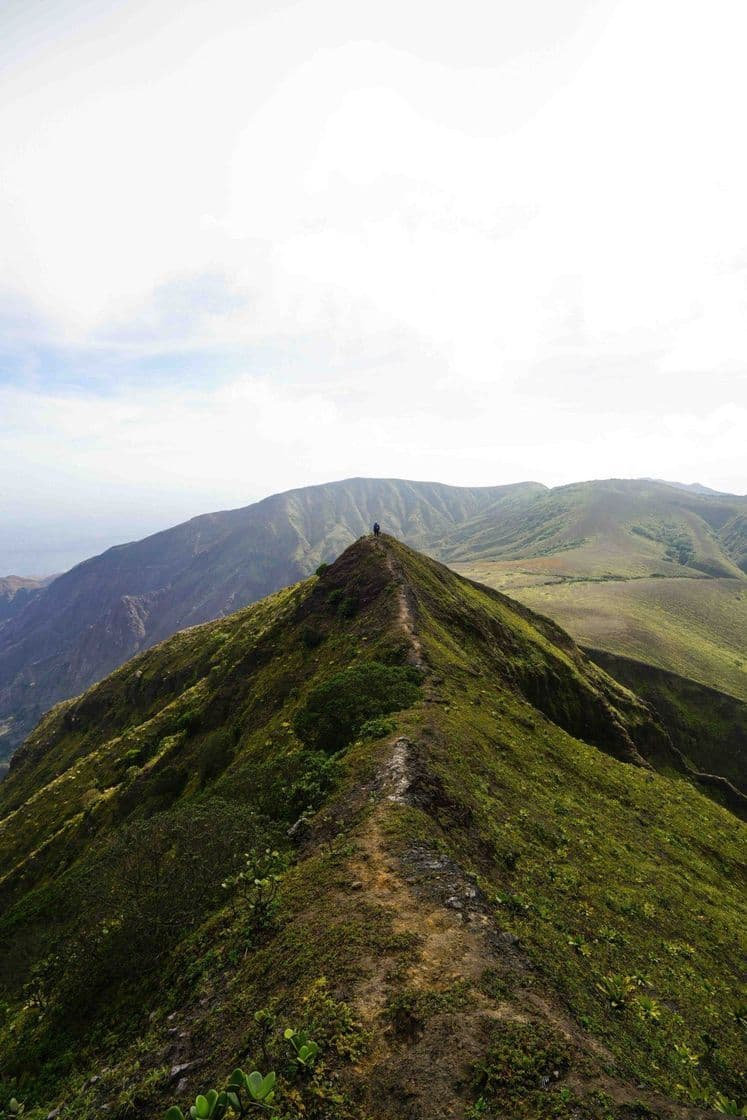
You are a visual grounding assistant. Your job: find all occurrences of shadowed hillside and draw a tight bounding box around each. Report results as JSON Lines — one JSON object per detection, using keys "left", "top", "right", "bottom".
{"left": 0, "top": 537, "right": 744, "bottom": 1120}
{"left": 587, "top": 649, "right": 746, "bottom": 794}
{"left": 0, "top": 576, "right": 50, "bottom": 624}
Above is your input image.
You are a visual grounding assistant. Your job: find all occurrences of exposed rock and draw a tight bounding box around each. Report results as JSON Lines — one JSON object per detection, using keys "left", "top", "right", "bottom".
{"left": 169, "top": 1061, "right": 199, "bottom": 1081}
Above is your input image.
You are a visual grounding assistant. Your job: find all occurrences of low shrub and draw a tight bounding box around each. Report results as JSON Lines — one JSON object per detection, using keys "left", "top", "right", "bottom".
{"left": 293, "top": 662, "right": 421, "bottom": 753}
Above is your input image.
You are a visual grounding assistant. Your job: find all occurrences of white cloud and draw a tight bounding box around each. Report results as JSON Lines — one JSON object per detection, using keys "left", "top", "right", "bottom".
{"left": 0, "top": 0, "right": 746, "bottom": 557}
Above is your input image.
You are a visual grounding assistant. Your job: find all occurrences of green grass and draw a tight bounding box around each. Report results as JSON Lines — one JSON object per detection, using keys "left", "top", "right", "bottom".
{"left": 452, "top": 481, "right": 747, "bottom": 703}
{"left": 445, "top": 478, "right": 746, "bottom": 576}
{"left": 496, "top": 576, "right": 747, "bottom": 701}
{"left": 589, "top": 650, "right": 747, "bottom": 792}
{"left": 0, "top": 536, "right": 744, "bottom": 1120}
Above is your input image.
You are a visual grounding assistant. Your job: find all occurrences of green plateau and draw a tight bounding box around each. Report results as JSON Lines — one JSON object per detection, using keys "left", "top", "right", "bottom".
{"left": 0, "top": 536, "right": 744, "bottom": 1120}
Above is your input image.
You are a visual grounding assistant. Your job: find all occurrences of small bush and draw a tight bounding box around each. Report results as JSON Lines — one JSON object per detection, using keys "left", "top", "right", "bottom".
{"left": 338, "top": 595, "right": 358, "bottom": 619}
{"left": 293, "top": 662, "right": 421, "bottom": 753}
{"left": 301, "top": 625, "right": 324, "bottom": 649}
{"left": 151, "top": 765, "right": 188, "bottom": 799}
{"left": 198, "top": 730, "right": 235, "bottom": 784}
{"left": 358, "top": 717, "right": 395, "bottom": 741}
{"left": 595, "top": 974, "right": 639, "bottom": 1010}
{"left": 174, "top": 707, "right": 202, "bottom": 734}
{"left": 222, "top": 849, "right": 287, "bottom": 937}
{"left": 315, "top": 563, "right": 329, "bottom": 577}
{"left": 473, "top": 1020, "right": 571, "bottom": 1102}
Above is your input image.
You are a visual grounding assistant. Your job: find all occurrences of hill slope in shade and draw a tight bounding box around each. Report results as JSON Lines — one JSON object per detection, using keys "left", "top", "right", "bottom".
{"left": 0, "top": 575, "right": 50, "bottom": 624}
{"left": 588, "top": 649, "right": 746, "bottom": 793}
{"left": 0, "top": 538, "right": 744, "bottom": 1120}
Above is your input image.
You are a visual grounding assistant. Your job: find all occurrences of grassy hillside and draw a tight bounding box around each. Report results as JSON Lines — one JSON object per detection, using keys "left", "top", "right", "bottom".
{"left": 0, "top": 538, "right": 744, "bottom": 1120}
{"left": 0, "top": 478, "right": 541, "bottom": 760}
{"left": 483, "top": 576, "right": 747, "bottom": 702}
{"left": 588, "top": 650, "right": 746, "bottom": 793}
{"left": 453, "top": 480, "right": 747, "bottom": 701}
{"left": 2, "top": 477, "right": 745, "bottom": 765}
{"left": 444, "top": 479, "right": 747, "bottom": 579}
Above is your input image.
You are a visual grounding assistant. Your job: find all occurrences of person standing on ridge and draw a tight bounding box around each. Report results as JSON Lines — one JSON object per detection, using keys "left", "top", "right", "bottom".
{"left": 373, "top": 522, "right": 381, "bottom": 537}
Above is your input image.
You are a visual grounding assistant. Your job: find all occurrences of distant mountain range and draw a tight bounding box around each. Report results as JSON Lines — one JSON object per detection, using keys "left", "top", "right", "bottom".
{"left": 1, "top": 476, "right": 745, "bottom": 762}
{"left": 0, "top": 575, "right": 55, "bottom": 623}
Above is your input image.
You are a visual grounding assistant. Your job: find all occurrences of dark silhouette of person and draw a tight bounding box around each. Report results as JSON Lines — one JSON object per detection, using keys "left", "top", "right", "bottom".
{"left": 373, "top": 522, "right": 381, "bottom": 537}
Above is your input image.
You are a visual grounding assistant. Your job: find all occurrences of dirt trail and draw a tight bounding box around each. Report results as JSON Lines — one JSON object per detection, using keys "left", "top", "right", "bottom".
{"left": 339, "top": 540, "right": 702, "bottom": 1118}
{"left": 349, "top": 736, "right": 505, "bottom": 1020}
{"left": 372, "top": 537, "right": 425, "bottom": 671}
{"left": 345, "top": 736, "right": 702, "bottom": 1119}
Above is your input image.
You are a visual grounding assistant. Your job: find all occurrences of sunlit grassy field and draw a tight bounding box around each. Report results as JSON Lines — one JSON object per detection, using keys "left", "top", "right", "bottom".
{"left": 456, "top": 565, "right": 747, "bottom": 701}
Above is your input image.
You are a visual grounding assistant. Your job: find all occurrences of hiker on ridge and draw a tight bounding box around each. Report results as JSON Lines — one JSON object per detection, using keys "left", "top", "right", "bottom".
{"left": 373, "top": 522, "right": 381, "bottom": 537}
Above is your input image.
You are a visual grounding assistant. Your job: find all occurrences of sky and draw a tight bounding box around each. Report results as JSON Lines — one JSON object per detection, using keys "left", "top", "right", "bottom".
{"left": 1, "top": 0, "right": 746, "bottom": 574}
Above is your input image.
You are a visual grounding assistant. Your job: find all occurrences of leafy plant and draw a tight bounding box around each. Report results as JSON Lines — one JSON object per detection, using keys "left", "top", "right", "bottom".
{"left": 221, "top": 849, "right": 287, "bottom": 935}
{"left": 673, "top": 1042, "right": 699, "bottom": 1067}
{"left": 634, "top": 995, "right": 662, "bottom": 1022}
{"left": 358, "top": 716, "right": 395, "bottom": 741}
{"left": 712, "top": 1093, "right": 747, "bottom": 1116}
{"left": 595, "top": 974, "right": 638, "bottom": 1010}
{"left": 228, "top": 1068, "right": 277, "bottom": 1109}
{"left": 283, "top": 1028, "right": 319, "bottom": 1070}
{"left": 166, "top": 1069, "right": 276, "bottom": 1120}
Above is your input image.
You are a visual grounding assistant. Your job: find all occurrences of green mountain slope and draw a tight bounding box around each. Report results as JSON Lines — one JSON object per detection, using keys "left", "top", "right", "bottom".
{"left": 588, "top": 649, "right": 746, "bottom": 793}
{"left": 0, "top": 478, "right": 542, "bottom": 759}
{"left": 499, "top": 576, "right": 747, "bottom": 702}
{"left": 0, "top": 538, "right": 744, "bottom": 1120}
{"left": 2, "top": 477, "right": 745, "bottom": 764}
{"left": 446, "top": 479, "right": 747, "bottom": 578}
{"left": 453, "top": 480, "right": 747, "bottom": 701}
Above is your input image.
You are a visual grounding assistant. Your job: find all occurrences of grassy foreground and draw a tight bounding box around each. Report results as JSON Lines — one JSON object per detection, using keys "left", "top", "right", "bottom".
{"left": 0, "top": 537, "right": 743, "bottom": 1120}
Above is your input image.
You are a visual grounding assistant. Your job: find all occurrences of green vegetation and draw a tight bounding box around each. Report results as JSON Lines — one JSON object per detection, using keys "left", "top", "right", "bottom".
{"left": 2, "top": 475, "right": 746, "bottom": 767}
{"left": 158, "top": 982, "right": 368, "bottom": 1120}
{"left": 589, "top": 650, "right": 747, "bottom": 791}
{"left": 473, "top": 1020, "right": 571, "bottom": 1113}
{"left": 0, "top": 536, "right": 744, "bottom": 1120}
{"left": 293, "top": 662, "right": 421, "bottom": 752}
{"left": 504, "top": 574, "right": 747, "bottom": 700}
{"left": 452, "top": 478, "right": 747, "bottom": 703}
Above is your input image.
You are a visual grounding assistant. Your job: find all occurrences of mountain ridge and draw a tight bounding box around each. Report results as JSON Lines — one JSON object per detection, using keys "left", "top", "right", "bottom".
{"left": 1, "top": 476, "right": 745, "bottom": 762}
{"left": 0, "top": 536, "right": 744, "bottom": 1120}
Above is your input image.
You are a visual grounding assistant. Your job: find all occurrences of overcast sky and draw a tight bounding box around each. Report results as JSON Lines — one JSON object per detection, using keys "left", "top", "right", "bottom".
{"left": 2, "top": 0, "right": 746, "bottom": 573}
